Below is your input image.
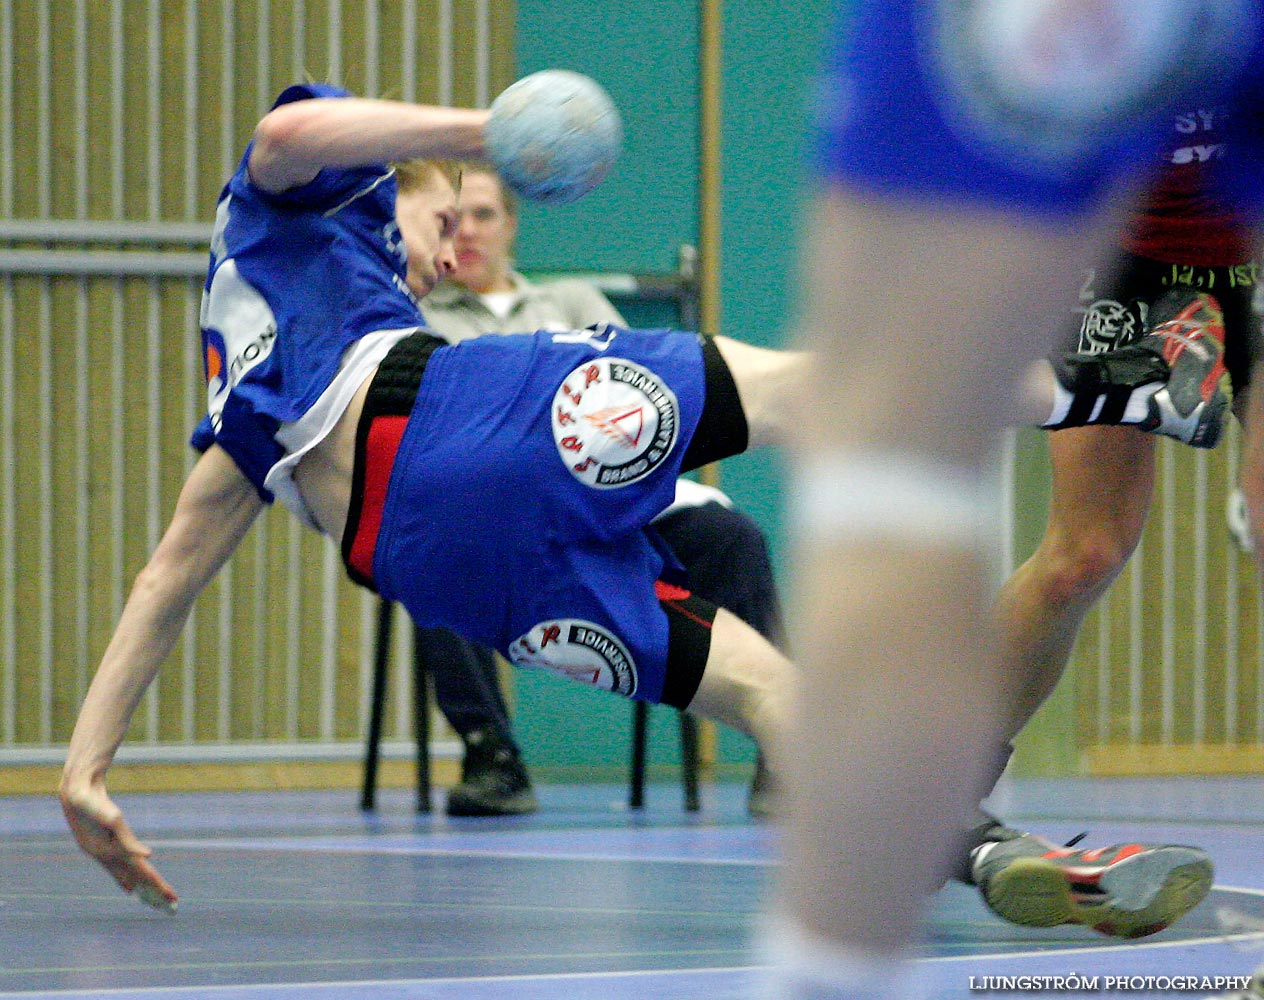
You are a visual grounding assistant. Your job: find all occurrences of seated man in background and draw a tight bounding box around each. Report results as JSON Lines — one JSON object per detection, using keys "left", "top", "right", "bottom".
{"left": 412, "top": 162, "right": 783, "bottom": 817}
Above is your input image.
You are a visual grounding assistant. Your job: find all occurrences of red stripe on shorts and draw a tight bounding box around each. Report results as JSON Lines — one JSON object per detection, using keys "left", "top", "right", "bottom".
{"left": 655, "top": 579, "right": 715, "bottom": 630}
{"left": 347, "top": 415, "right": 409, "bottom": 584}
{"left": 654, "top": 580, "right": 692, "bottom": 602}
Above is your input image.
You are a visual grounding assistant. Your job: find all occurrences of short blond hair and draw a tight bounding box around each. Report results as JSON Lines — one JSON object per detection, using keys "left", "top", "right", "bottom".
{"left": 393, "top": 158, "right": 462, "bottom": 195}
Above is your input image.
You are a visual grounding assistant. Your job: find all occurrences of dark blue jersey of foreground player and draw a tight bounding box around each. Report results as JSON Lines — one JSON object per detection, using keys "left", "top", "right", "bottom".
{"left": 813, "top": 0, "right": 1264, "bottom": 220}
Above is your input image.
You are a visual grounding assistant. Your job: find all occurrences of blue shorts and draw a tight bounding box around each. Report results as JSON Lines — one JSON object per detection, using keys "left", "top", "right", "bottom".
{"left": 344, "top": 326, "right": 715, "bottom": 705}
{"left": 814, "top": 0, "right": 1264, "bottom": 218}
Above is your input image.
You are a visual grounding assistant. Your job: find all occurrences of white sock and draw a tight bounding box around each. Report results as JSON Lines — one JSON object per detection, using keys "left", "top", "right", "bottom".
{"left": 1121, "top": 383, "right": 1162, "bottom": 423}
{"left": 968, "top": 839, "right": 1004, "bottom": 884}
{"left": 1042, "top": 382, "right": 1076, "bottom": 426}
{"left": 759, "top": 916, "right": 926, "bottom": 1000}
{"left": 1042, "top": 382, "right": 1160, "bottom": 428}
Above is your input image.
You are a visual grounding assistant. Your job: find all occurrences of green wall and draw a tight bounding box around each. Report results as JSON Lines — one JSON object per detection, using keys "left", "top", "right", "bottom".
{"left": 509, "top": 2, "right": 829, "bottom": 779}
{"left": 715, "top": 0, "right": 830, "bottom": 626}
{"left": 513, "top": 6, "right": 699, "bottom": 273}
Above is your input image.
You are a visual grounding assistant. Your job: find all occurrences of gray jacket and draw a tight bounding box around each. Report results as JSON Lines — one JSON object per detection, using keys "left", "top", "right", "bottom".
{"left": 421, "top": 272, "right": 626, "bottom": 344}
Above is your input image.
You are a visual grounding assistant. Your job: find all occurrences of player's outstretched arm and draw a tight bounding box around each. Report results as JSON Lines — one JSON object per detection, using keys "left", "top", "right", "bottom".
{"left": 249, "top": 71, "right": 621, "bottom": 206}
{"left": 59, "top": 445, "right": 263, "bottom": 910}
{"left": 247, "top": 97, "right": 490, "bottom": 194}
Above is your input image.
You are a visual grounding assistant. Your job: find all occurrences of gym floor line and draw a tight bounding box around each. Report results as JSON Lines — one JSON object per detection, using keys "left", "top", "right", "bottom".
{"left": 3, "top": 778, "right": 1264, "bottom": 999}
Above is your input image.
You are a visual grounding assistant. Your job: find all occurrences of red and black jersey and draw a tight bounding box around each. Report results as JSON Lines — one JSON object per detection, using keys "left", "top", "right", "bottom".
{"left": 1123, "top": 107, "right": 1255, "bottom": 266}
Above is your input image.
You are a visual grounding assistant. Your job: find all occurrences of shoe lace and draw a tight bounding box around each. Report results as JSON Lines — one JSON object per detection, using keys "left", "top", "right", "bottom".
{"left": 1157, "top": 325, "right": 1213, "bottom": 363}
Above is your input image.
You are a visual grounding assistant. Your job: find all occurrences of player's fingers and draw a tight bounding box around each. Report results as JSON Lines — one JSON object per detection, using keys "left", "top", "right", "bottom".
{"left": 64, "top": 805, "right": 163, "bottom": 897}
{"left": 135, "top": 883, "right": 178, "bottom": 914}
{"left": 101, "top": 842, "right": 173, "bottom": 902}
{"left": 64, "top": 812, "right": 122, "bottom": 864}
{"left": 66, "top": 810, "right": 150, "bottom": 867}
{"left": 109, "top": 819, "right": 153, "bottom": 860}
{"left": 107, "top": 833, "right": 160, "bottom": 893}
{"left": 106, "top": 819, "right": 177, "bottom": 904}
{"left": 101, "top": 855, "right": 141, "bottom": 892}
{"left": 61, "top": 789, "right": 124, "bottom": 848}
{"left": 132, "top": 860, "right": 179, "bottom": 912}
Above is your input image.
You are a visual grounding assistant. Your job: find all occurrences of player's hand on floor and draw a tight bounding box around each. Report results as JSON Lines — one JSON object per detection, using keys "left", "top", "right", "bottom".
{"left": 59, "top": 782, "right": 178, "bottom": 913}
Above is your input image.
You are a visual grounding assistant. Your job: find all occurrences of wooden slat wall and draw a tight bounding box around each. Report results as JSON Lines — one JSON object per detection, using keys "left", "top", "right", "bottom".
{"left": 0, "top": 0, "right": 516, "bottom": 761}
{"left": 1074, "top": 427, "right": 1264, "bottom": 773}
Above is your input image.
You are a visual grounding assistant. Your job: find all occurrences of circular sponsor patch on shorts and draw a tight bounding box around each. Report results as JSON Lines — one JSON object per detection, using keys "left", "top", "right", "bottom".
{"left": 551, "top": 357, "right": 679, "bottom": 488}
{"left": 508, "top": 619, "right": 638, "bottom": 697}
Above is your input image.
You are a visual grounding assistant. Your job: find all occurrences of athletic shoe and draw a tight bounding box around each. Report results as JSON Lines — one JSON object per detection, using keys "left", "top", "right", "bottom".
{"left": 972, "top": 836, "right": 1214, "bottom": 938}
{"left": 1137, "top": 287, "right": 1230, "bottom": 449}
{"left": 446, "top": 729, "right": 539, "bottom": 817}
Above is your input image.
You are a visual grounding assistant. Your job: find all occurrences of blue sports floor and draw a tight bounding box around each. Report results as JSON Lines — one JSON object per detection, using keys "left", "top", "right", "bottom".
{"left": 2, "top": 777, "right": 1263, "bottom": 999}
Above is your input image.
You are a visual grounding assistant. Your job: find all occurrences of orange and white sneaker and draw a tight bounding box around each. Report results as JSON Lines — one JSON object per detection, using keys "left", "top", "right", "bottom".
{"left": 971, "top": 836, "right": 1214, "bottom": 938}
{"left": 1137, "top": 286, "right": 1231, "bottom": 449}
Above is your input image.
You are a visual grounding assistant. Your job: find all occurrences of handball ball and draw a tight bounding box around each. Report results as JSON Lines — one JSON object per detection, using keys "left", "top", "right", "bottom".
{"left": 486, "top": 70, "right": 622, "bottom": 205}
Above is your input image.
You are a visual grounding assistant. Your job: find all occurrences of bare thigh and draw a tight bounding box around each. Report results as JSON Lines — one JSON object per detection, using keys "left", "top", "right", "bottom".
{"left": 686, "top": 607, "right": 793, "bottom": 772}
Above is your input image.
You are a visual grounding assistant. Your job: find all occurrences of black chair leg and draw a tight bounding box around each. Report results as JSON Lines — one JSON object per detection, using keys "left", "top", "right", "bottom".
{"left": 412, "top": 624, "right": 433, "bottom": 813}
{"left": 679, "top": 711, "right": 700, "bottom": 812}
{"left": 631, "top": 704, "right": 704, "bottom": 811}
{"left": 360, "top": 598, "right": 395, "bottom": 812}
{"left": 629, "top": 701, "right": 649, "bottom": 809}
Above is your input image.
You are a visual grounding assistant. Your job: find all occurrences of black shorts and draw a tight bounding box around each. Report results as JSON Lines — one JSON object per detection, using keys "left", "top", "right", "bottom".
{"left": 1060, "top": 252, "right": 1263, "bottom": 396}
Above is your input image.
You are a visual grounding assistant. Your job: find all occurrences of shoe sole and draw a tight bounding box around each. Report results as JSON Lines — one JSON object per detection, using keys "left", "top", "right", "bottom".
{"left": 445, "top": 793, "right": 539, "bottom": 817}
{"left": 1147, "top": 381, "right": 1229, "bottom": 449}
{"left": 983, "top": 847, "right": 1213, "bottom": 938}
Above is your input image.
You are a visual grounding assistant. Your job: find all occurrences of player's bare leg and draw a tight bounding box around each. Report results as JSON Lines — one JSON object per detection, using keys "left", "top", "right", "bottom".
{"left": 686, "top": 607, "right": 794, "bottom": 779}
{"left": 713, "top": 335, "right": 810, "bottom": 447}
{"left": 1238, "top": 383, "right": 1264, "bottom": 555}
{"left": 995, "top": 425, "right": 1155, "bottom": 734}
{"left": 768, "top": 187, "right": 1110, "bottom": 998}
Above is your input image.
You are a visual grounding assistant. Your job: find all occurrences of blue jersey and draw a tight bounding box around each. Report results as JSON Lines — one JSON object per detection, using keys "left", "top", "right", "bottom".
{"left": 813, "top": 1, "right": 1264, "bottom": 218}
{"left": 191, "top": 83, "right": 423, "bottom": 499}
